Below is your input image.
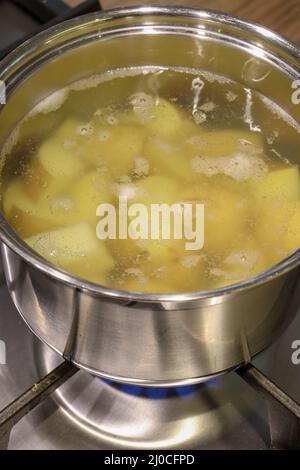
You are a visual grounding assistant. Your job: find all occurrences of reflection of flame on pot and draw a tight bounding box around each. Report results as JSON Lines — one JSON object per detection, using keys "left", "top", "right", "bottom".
{"left": 100, "top": 376, "right": 223, "bottom": 399}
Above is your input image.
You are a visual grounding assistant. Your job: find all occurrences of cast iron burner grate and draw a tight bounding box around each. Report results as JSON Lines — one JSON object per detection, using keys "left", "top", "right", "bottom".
{"left": 0, "top": 361, "right": 299, "bottom": 450}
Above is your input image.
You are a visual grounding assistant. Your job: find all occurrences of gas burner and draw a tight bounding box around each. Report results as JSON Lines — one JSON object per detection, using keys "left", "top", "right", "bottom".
{"left": 1, "top": 352, "right": 300, "bottom": 449}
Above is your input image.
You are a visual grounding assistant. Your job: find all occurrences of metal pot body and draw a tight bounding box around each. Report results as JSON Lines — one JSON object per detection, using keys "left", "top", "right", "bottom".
{"left": 1, "top": 243, "right": 300, "bottom": 385}
{"left": 0, "top": 7, "right": 300, "bottom": 385}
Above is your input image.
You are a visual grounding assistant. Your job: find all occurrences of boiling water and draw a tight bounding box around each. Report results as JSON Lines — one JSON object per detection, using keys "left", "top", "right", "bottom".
{"left": 1, "top": 66, "right": 299, "bottom": 293}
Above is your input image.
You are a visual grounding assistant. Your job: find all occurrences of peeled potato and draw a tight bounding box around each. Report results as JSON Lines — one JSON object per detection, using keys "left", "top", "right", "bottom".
{"left": 4, "top": 179, "right": 78, "bottom": 237}
{"left": 184, "top": 129, "right": 263, "bottom": 158}
{"left": 109, "top": 176, "right": 186, "bottom": 262}
{"left": 68, "top": 171, "right": 113, "bottom": 225}
{"left": 143, "top": 253, "right": 206, "bottom": 292}
{"left": 25, "top": 222, "right": 114, "bottom": 283}
{"left": 284, "top": 202, "right": 300, "bottom": 253}
{"left": 255, "top": 201, "right": 292, "bottom": 264}
{"left": 222, "top": 236, "right": 269, "bottom": 278}
{"left": 144, "top": 136, "right": 200, "bottom": 182}
{"left": 83, "top": 124, "right": 145, "bottom": 177}
{"left": 134, "top": 175, "right": 181, "bottom": 205}
{"left": 116, "top": 252, "right": 206, "bottom": 293}
{"left": 21, "top": 119, "right": 84, "bottom": 201}
{"left": 144, "top": 98, "right": 184, "bottom": 138}
{"left": 249, "top": 166, "right": 300, "bottom": 202}
{"left": 135, "top": 175, "right": 185, "bottom": 258}
{"left": 37, "top": 119, "right": 84, "bottom": 180}
{"left": 181, "top": 184, "right": 250, "bottom": 253}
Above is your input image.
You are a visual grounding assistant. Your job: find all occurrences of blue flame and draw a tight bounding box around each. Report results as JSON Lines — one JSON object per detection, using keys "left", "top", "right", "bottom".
{"left": 175, "top": 385, "right": 197, "bottom": 398}
{"left": 146, "top": 387, "right": 169, "bottom": 399}
{"left": 100, "top": 376, "right": 199, "bottom": 399}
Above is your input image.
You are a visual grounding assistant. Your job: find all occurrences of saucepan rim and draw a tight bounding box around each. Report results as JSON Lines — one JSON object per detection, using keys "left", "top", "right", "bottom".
{"left": 0, "top": 5, "right": 299, "bottom": 303}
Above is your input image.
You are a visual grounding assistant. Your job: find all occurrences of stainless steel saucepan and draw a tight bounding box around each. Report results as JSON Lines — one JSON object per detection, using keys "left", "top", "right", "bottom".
{"left": 0, "top": 7, "right": 300, "bottom": 386}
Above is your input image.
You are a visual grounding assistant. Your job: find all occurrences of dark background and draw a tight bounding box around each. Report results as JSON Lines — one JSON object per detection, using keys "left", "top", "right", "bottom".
{"left": 102, "top": 0, "right": 300, "bottom": 44}
{"left": 1, "top": 0, "right": 299, "bottom": 55}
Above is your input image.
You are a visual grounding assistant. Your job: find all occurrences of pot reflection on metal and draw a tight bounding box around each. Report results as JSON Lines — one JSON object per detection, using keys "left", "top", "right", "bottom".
{"left": 47, "top": 364, "right": 256, "bottom": 449}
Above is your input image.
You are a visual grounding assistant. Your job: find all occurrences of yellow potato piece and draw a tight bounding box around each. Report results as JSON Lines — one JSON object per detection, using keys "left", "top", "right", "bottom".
{"left": 249, "top": 166, "right": 300, "bottom": 202}
{"left": 68, "top": 171, "right": 113, "bottom": 225}
{"left": 144, "top": 136, "right": 200, "bottom": 182}
{"left": 21, "top": 120, "right": 84, "bottom": 200}
{"left": 25, "top": 222, "right": 114, "bottom": 283}
{"left": 184, "top": 129, "right": 263, "bottom": 158}
{"left": 223, "top": 237, "right": 269, "bottom": 279}
{"left": 135, "top": 175, "right": 181, "bottom": 205}
{"left": 84, "top": 124, "right": 145, "bottom": 177}
{"left": 37, "top": 119, "right": 84, "bottom": 180}
{"left": 146, "top": 98, "right": 183, "bottom": 137}
{"left": 181, "top": 185, "right": 250, "bottom": 253}
{"left": 109, "top": 176, "right": 186, "bottom": 263}
{"left": 284, "top": 202, "right": 300, "bottom": 253}
{"left": 143, "top": 254, "right": 206, "bottom": 292}
{"left": 255, "top": 199, "right": 300, "bottom": 261}
{"left": 134, "top": 175, "right": 186, "bottom": 261}
{"left": 3, "top": 85, "right": 300, "bottom": 295}
{"left": 3, "top": 179, "right": 78, "bottom": 237}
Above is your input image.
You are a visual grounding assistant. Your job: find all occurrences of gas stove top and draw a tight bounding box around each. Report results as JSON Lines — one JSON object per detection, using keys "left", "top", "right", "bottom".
{"left": 0, "top": 262, "right": 299, "bottom": 450}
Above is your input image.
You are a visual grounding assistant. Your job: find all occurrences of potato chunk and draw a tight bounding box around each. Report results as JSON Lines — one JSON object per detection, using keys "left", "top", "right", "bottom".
{"left": 109, "top": 176, "right": 186, "bottom": 263}
{"left": 3, "top": 177, "right": 82, "bottom": 237}
{"left": 210, "top": 236, "right": 270, "bottom": 288}
{"left": 116, "top": 252, "right": 205, "bottom": 293}
{"left": 254, "top": 201, "right": 292, "bottom": 264}
{"left": 84, "top": 124, "right": 145, "bottom": 177}
{"left": 181, "top": 185, "right": 250, "bottom": 253}
{"left": 184, "top": 129, "right": 263, "bottom": 158}
{"left": 146, "top": 98, "right": 186, "bottom": 138}
{"left": 135, "top": 175, "right": 181, "bottom": 205}
{"left": 249, "top": 166, "right": 300, "bottom": 202}
{"left": 3, "top": 179, "right": 76, "bottom": 237}
{"left": 144, "top": 136, "right": 199, "bottom": 182}
{"left": 284, "top": 202, "right": 300, "bottom": 253}
{"left": 25, "top": 222, "right": 114, "bottom": 284}
{"left": 37, "top": 119, "right": 84, "bottom": 180}
{"left": 68, "top": 171, "right": 113, "bottom": 224}
{"left": 21, "top": 119, "right": 84, "bottom": 201}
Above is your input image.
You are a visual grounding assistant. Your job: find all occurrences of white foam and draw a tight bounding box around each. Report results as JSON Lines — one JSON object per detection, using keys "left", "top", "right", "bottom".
{"left": 199, "top": 101, "right": 217, "bottom": 112}
{"left": 130, "top": 92, "right": 155, "bottom": 122}
{"left": 181, "top": 254, "right": 203, "bottom": 268}
{"left": 224, "top": 250, "right": 260, "bottom": 268}
{"left": 76, "top": 123, "right": 94, "bottom": 136}
{"left": 0, "top": 126, "right": 20, "bottom": 162}
{"left": 133, "top": 157, "right": 149, "bottom": 177}
{"left": 113, "top": 183, "right": 138, "bottom": 200}
{"left": 244, "top": 88, "right": 261, "bottom": 133}
{"left": 190, "top": 151, "right": 268, "bottom": 181}
{"left": 191, "top": 77, "right": 205, "bottom": 115}
{"left": 226, "top": 91, "right": 238, "bottom": 102}
{"left": 28, "top": 89, "right": 68, "bottom": 117}
{"left": 49, "top": 196, "right": 74, "bottom": 214}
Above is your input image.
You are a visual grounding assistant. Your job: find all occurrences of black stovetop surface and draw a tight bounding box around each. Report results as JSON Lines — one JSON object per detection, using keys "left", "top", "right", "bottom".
{"left": 0, "top": 0, "right": 100, "bottom": 59}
